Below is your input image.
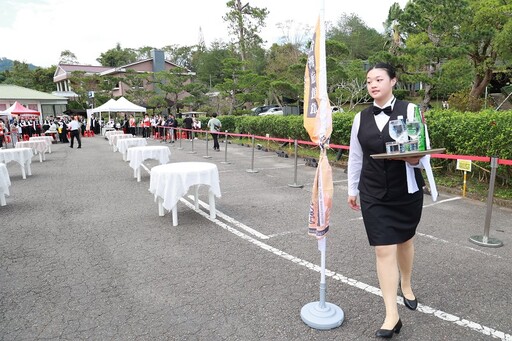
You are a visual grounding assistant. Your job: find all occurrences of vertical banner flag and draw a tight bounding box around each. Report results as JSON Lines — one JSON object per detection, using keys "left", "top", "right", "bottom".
{"left": 304, "top": 15, "right": 334, "bottom": 239}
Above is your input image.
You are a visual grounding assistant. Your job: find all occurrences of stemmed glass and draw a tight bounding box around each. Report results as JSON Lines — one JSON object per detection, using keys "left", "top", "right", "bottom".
{"left": 388, "top": 119, "right": 407, "bottom": 153}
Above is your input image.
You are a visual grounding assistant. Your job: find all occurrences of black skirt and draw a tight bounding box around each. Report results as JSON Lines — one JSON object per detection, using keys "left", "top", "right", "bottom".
{"left": 360, "top": 189, "right": 423, "bottom": 246}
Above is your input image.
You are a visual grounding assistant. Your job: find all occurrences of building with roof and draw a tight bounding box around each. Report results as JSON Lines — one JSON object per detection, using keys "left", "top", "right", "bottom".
{"left": 0, "top": 84, "right": 68, "bottom": 118}
{"left": 53, "top": 49, "right": 193, "bottom": 103}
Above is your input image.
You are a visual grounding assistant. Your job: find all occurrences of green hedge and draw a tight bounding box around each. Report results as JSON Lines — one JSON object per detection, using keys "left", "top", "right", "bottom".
{"left": 198, "top": 110, "right": 512, "bottom": 163}
{"left": 426, "top": 109, "right": 512, "bottom": 161}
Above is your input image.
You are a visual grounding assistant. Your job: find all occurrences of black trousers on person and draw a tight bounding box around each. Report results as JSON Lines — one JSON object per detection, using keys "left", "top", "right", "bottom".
{"left": 70, "top": 130, "right": 81, "bottom": 148}
{"left": 211, "top": 132, "right": 220, "bottom": 150}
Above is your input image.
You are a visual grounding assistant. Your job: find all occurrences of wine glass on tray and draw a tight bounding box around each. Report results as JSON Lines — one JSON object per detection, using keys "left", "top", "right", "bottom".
{"left": 387, "top": 119, "right": 407, "bottom": 153}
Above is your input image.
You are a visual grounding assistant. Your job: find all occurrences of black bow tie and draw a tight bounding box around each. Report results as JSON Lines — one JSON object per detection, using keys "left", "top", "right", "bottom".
{"left": 373, "top": 106, "right": 393, "bottom": 115}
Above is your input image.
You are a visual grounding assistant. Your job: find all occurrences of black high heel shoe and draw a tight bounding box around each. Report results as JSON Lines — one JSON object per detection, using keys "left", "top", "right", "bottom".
{"left": 403, "top": 295, "right": 418, "bottom": 310}
{"left": 375, "top": 319, "right": 402, "bottom": 338}
{"left": 399, "top": 281, "right": 418, "bottom": 311}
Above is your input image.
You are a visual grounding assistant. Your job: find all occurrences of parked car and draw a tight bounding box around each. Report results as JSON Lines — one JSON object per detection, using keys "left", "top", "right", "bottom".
{"left": 258, "top": 107, "right": 283, "bottom": 116}
{"left": 251, "top": 104, "right": 279, "bottom": 116}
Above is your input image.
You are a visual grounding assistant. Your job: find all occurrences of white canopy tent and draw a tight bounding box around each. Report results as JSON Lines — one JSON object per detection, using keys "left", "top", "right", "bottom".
{"left": 91, "top": 98, "right": 118, "bottom": 113}
{"left": 113, "top": 97, "right": 146, "bottom": 113}
{"left": 90, "top": 97, "right": 146, "bottom": 126}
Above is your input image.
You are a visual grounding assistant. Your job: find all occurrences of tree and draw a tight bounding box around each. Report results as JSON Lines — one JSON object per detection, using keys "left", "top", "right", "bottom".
{"left": 398, "top": 0, "right": 470, "bottom": 110}
{"left": 275, "top": 20, "right": 311, "bottom": 51}
{"left": 327, "top": 13, "right": 387, "bottom": 60}
{"left": 97, "top": 43, "right": 138, "bottom": 67}
{"left": 192, "top": 41, "right": 234, "bottom": 89}
{"left": 460, "top": 0, "right": 512, "bottom": 98}
{"left": 223, "top": 0, "right": 269, "bottom": 64}
{"left": 1, "top": 61, "right": 55, "bottom": 92}
{"left": 162, "top": 44, "right": 196, "bottom": 70}
{"left": 59, "top": 50, "right": 79, "bottom": 64}
{"left": 330, "top": 60, "right": 369, "bottom": 109}
{"left": 153, "top": 68, "right": 193, "bottom": 114}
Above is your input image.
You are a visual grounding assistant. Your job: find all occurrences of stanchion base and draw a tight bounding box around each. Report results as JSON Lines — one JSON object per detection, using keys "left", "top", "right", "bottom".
{"left": 220, "top": 161, "right": 231, "bottom": 164}
{"left": 469, "top": 235, "right": 503, "bottom": 248}
{"left": 288, "top": 184, "right": 304, "bottom": 188}
{"left": 177, "top": 148, "right": 184, "bottom": 150}
{"left": 203, "top": 156, "right": 212, "bottom": 159}
{"left": 187, "top": 151, "right": 197, "bottom": 154}
{"left": 246, "top": 169, "right": 259, "bottom": 173}
{"left": 301, "top": 301, "right": 344, "bottom": 330}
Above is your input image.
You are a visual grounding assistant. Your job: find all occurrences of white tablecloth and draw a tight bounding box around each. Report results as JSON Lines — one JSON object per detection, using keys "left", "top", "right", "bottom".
{"left": 0, "top": 163, "right": 11, "bottom": 206}
{"left": 30, "top": 136, "right": 53, "bottom": 153}
{"left": 102, "top": 127, "right": 116, "bottom": 136}
{"left": 16, "top": 140, "right": 49, "bottom": 154}
{"left": 116, "top": 138, "right": 147, "bottom": 159}
{"left": 105, "top": 130, "right": 125, "bottom": 143}
{"left": 0, "top": 148, "right": 33, "bottom": 179}
{"left": 127, "top": 146, "right": 171, "bottom": 171}
{"left": 149, "top": 162, "right": 221, "bottom": 211}
{"left": 110, "top": 134, "right": 133, "bottom": 150}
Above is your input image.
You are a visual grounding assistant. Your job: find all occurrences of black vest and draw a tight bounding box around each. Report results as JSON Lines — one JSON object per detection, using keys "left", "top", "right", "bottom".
{"left": 357, "top": 100, "right": 424, "bottom": 199}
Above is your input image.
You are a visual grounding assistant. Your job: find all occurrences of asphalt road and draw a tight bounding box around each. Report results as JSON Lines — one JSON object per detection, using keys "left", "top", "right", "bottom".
{"left": 1, "top": 134, "right": 511, "bottom": 341}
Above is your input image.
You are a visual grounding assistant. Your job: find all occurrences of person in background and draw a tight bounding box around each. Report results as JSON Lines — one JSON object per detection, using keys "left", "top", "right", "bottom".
{"left": 142, "top": 114, "right": 150, "bottom": 138}
{"left": 183, "top": 114, "right": 193, "bottom": 140}
{"left": 207, "top": 113, "right": 222, "bottom": 151}
{"left": 347, "top": 62, "right": 424, "bottom": 339}
{"left": 68, "top": 116, "right": 82, "bottom": 149}
{"left": 10, "top": 121, "right": 20, "bottom": 146}
{"left": 171, "top": 114, "right": 179, "bottom": 141}
{"left": 128, "top": 114, "right": 136, "bottom": 136}
{"left": 0, "top": 119, "right": 5, "bottom": 148}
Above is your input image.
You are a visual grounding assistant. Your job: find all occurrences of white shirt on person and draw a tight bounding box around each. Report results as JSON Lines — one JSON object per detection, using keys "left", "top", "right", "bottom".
{"left": 69, "top": 120, "right": 80, "bottom": 131}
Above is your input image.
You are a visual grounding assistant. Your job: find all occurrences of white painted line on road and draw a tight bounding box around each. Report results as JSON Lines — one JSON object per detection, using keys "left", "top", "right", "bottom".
{"left": 185, "top": 195, "right": 270, "bottom": 240}
{"left": 179, "top": 198, "right": 511, "bottom": 341}
{"left": 267, "top": 230, "right": 298, "bottom": 238}
{"left": 423, "top": 196, "right": 462, "bottom": 207}
{"left": 416, "top": 232, "right": 502, "bottom": 259}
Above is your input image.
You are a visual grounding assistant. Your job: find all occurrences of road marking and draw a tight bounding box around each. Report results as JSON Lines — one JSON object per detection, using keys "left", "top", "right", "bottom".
{"left": 423, "top": 196, "right": 462, "bottom": 207}
{"left": 185, "top": 195, "right": 270, "bottom": 240}
{"left": 179, "top": 197, "right": 511, "bottom": 341}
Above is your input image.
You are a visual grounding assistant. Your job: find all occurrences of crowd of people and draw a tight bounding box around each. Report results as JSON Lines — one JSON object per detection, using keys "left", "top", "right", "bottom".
{"left": 102, "top": 113, "right": 208, "bottom": 143}
{"left": 1, "top": 112, "right": 222, "bottom": 152}
{"left": 0, "top": 115, "right": 89, "bottom": 148}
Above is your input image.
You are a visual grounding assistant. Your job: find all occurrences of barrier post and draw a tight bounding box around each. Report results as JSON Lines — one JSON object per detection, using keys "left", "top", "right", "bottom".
{"left": 177, "top": 128, "right": 183, "bottom": 150}
{"left": 203, "top": 131, "right": 212, "bottom": 159}
{"left": 220, "top": 130, "right": 231, "bottom": 164}
{"left": 188, "top": 130, "right": 197, "bottom": 154}
{"left": 469, "top": 156, "right": 503, "bottom": 248}
{"left": 246, "top": 135, "right": 259, "bottom": 173}
{"left": 288, "top": 139, "right": 304, "bottom": 188}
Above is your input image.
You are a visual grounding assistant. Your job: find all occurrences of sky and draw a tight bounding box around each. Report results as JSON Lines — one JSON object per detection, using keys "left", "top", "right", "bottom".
{"left": 0, "top": 0, "right": 409, "bottom": 68}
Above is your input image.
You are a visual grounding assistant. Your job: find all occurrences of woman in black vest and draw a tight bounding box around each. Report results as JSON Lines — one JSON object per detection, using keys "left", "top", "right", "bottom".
{"left": 347, "top": 63, "right": 424, "bottom": 338}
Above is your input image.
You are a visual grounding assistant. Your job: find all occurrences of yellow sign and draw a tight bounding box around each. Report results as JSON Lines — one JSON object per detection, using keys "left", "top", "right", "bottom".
{"left": 456, "top": 159, "right": 472, "bottom": 172}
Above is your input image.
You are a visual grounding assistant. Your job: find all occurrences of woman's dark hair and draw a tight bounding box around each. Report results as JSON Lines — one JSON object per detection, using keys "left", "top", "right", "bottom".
{"left": 367, "top": 62, "right": 397, "bottom": 79}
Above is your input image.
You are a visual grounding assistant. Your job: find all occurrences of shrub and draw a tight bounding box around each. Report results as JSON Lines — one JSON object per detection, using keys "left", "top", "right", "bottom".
{"left": 448, "top": 91, "right": 483, "bottom": 112}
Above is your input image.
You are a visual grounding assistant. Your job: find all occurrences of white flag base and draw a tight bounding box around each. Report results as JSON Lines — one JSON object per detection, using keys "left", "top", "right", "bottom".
{"left": 301, "top": 238, "right": 344, "bottom": 330}
{"left": 301, "top": 297, "right": 344, "bottom": 330}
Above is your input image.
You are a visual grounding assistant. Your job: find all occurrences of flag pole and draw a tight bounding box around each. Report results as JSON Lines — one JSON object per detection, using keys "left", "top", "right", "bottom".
{"left": 300, "top": 160, "right": 344, "bottom": 330}
{"left": 300, "top": 1, "right": 343, "bottom": 329}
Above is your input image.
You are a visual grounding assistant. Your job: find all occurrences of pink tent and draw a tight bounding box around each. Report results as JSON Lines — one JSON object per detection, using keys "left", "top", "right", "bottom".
{"left": 2, "top": 101, "right": 41, "bottom": 118}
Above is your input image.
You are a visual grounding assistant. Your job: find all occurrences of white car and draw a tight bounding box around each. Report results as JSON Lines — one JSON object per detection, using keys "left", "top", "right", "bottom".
{"left": 258, "top": 107, "right": 283, "bottom": 116}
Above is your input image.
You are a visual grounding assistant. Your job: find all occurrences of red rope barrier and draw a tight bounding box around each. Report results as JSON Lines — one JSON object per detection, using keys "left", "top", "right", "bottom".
{"left": 157, "top": 126, "right": 511, "bottom": 165}
{"left": 431, "top": 154, "right": 491, "bottom": 162}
